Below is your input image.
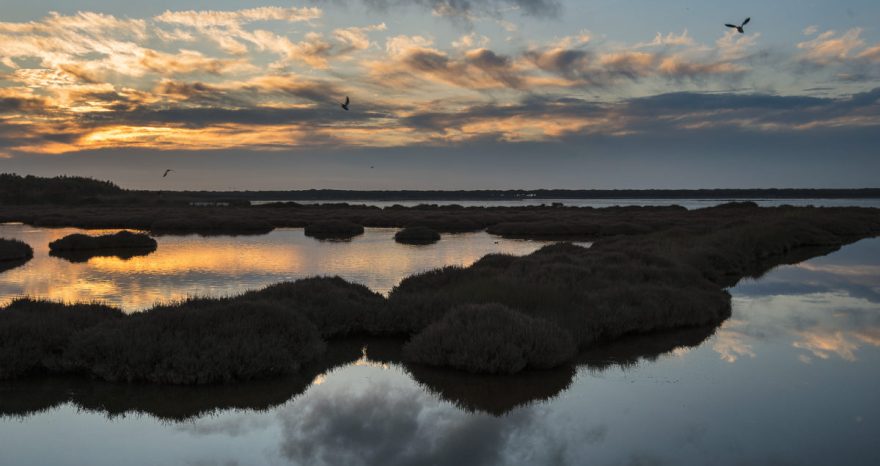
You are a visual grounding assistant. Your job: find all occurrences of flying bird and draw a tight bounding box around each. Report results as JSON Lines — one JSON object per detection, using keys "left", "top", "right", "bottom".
{"left": 163, "top": 169, "right": 173, "bottom": 178}
{"left": 725, "top": 17, "right": 750, "bottom": 34}
{"left": 340, "top": 96, "right": 350, "bottom": 111}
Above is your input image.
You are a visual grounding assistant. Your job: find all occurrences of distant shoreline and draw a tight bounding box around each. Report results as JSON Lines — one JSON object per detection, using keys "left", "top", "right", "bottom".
{"left": 168, "top": 189, "right": 880, "bottom": 202}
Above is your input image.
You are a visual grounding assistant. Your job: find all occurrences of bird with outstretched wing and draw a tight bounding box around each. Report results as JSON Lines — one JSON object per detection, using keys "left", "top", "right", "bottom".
{"left": 725, "top": 17, "right": 751, "bottom": 34}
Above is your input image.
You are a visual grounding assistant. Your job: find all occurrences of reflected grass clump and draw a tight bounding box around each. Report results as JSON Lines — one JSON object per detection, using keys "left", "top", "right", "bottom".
{"left": 68, "top": 300, "right": 325, "bottom": 384}
{"left": 304, "top": 220, "right": 365, "bottom": 240}
{"left": 49, "top": 231, "right": 157, "bottom": 252}
{"left": 0, "top": 238, "right": 33, "bottom": 272}
{"left": 0, "top": 299, "right": 124, "bottom": 379}
{"left": 0, "top": 238, "right": 33, "bottom": 262}
{"left": 394, "top": 226, "right": 441, "bottom": 245}
{"left": 404, "top": 303, "right": 576, "bottom": 374}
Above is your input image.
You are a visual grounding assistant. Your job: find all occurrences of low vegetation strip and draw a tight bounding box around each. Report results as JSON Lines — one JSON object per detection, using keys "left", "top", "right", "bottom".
{"left": 0, "top": 205, "right": 878, "bottom": 382}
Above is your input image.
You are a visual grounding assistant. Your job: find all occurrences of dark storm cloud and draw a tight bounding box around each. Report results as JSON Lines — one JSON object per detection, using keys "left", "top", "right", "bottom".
{"left": 391, "top": 47, "right": 524, "bottom": 89}
{"left": 99, "top": 106, "right": 387, "bottom": 127}
{"left": 0, "top": 96, "right": 48, "bottom": 114}
{"left": 401, "top": 96, "right": 604, "bottom": 131}
{"left": 397, "top": 88, "right": 880, "bottom": 139}
{"left": 0, "top": 120, "right": 80, "bottom": 149}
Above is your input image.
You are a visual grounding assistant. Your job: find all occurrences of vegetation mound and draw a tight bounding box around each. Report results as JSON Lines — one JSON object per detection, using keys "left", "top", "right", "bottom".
{"left": 304, "top": 220, "right": 365, "bottom": 240}
{"left": 384, "top": 243, "right": 731, "bottom": 347}
{"left": 394, "top": 226, "right": 441, "bottom": 244}
{"left": 0, "top": 299, "right": 124, "bottom": 379}
{"left": 67, "top": 300, "right": 325, "bottom": 384}
{"left": 404, "top": 303, "right": 576, "bottom": 374}
{"left": 237, "top": 277, "right": 386, "bottom": 337}
{"left": 49, "top": 231, "right": 157, "bottom": 252}
{"left": 0, "top": 238, "right": 33, "bottom": 262}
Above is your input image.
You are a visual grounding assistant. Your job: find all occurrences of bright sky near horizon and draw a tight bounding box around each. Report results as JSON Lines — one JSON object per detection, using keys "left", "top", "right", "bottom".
{"left": 1, "top": 0, "right": 879, "bottom": 189}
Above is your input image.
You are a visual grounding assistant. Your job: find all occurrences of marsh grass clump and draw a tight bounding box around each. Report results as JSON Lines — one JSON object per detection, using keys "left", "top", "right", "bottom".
{"left": 385, "top": 243, "right": 732, "bottom": 347}
{"left": 49, "top": 231, "right": 157, "bottom": 252}
{"left": 394, "top": 226, "right": 441, "bottom": 245}
{"left": 237, "top": 277, "right": 386, "bottom": 337}
{"left": 403, "top": 303, "right": 576, "bottom": 374}
{"left": 0, "top": 238, "right": 33, "bottom": 262}
{"left": 0, "top": 299, "right": 124, "bottom": 379}
{"left": 67, "top": 300, "right": 325, "bottom": 384}
{"left": 304, "top": 220, "right": 364, "bottom": 240}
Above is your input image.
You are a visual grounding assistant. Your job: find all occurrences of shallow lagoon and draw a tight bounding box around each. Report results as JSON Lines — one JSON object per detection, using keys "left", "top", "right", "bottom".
{"left": 0, "top": 224, "right": 558, "bottom": 311}
{"left": 0, "top": 226, "right": 878, "bottom": 465}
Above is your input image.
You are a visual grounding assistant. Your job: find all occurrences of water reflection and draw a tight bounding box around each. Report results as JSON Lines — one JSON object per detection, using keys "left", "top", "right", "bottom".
{"left": 50, "top": 248, "right": 157, "bottom": 263}
{"left": 0, "top": 323, "right": 721, "bottom": 422}
{"left": 0, "top": 224, "right": 554, "bottom": 311}
{"left": 726, "top": 239, "right": 880, "bottom": 365}
{"left": 1, "top": 237, "right": 879, "bottom": 465}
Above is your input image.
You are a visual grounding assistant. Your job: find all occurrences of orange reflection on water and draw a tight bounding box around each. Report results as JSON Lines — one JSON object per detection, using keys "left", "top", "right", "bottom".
{"left": 0, "top": 226, "right": 549, "bottom": 312}
{"left": 87, "top": 242, "right": 306, "bottom": 276}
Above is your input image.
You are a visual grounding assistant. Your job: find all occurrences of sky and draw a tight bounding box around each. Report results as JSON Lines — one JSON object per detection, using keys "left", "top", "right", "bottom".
{"left": 0, "top": 0, "right": 878, "bottom": 190}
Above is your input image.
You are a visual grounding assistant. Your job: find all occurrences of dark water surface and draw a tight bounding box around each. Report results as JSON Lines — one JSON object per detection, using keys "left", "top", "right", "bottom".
{"left": 0, "top": 228, "right": 878, "bottom": 465}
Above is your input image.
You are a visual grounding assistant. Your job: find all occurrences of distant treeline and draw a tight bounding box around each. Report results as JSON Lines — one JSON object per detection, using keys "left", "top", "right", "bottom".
{"left": 0, "top": 174, "right": 123, "bottom": 205}
{"left": 173, "top": 188, "right": 880, "bottom": 202}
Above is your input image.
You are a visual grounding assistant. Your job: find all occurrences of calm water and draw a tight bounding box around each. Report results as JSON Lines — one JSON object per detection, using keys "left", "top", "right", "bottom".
{"left": 253, "top": 198, "right": 880, "bottom": 209}
{"left": 0, "top": 229, "right": 879, "bottom": 465}
{"left": 0, "top": 224, "right": 559, "bottom": 311}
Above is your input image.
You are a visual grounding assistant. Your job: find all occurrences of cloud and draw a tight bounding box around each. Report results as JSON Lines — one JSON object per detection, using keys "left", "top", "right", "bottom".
{"left": 275, "top": 380, "right": 566, "bottom": 466}
{"left": 315, "top": 0, "right": 562, "bottom": 21}
{"left": 798, "top": 28, "right": 866, "bottom": 65}
{"left": 637, "top": 30, "right": 695, "bottom": 48}
{"left": 154, "top": 6, "right": 322, "bottom": 29}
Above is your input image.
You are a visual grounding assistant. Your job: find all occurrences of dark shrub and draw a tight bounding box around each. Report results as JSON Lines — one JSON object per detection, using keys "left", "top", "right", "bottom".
{"left": 238, "top": 277, "right": 386, "bottom": 337}
{"left": 304, "top": 220, "right": 364, "bottom": 240}
{"left": 387, "top": 242, "right": 732, "bottom": 348}
{"left": 394, "top": 226, "right": 441, "bottom": 245}
{"left": 0, "top": 238, "right": 33, "bottom": 262}
{"left": 404, "top": 303, "right": 576, "bottom": 374}
{"left": 0, "top": 299, "right": 124, "bottom": 379}
{"left": 49, "top": 231, "right": 157, "bottom": 252}
{"left": 68, "top": 300, "right": 326, "bottom": 384}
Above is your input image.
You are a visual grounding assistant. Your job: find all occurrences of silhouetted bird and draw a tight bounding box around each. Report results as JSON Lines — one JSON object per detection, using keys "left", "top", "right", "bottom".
{"left": 163, "top": 169, "right": 173, "bottom": 178}
{"left": 341, "top": 96, "right": 350, "bottom": 111}
{"left": 725, "top": 17, "right": 750, "bottom": 33}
